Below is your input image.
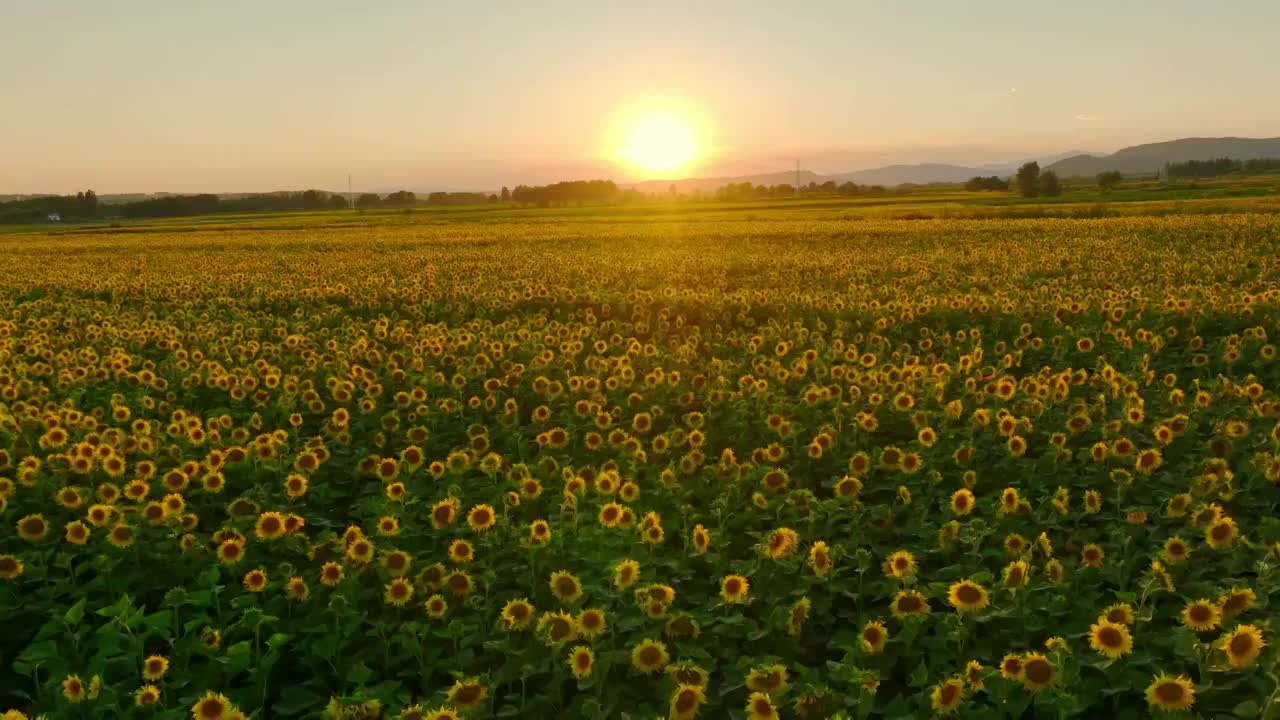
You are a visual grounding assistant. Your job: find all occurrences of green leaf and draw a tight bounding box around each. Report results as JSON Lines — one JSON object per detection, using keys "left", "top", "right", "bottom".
{"left": 63, "top": 598, "right": 86, "bottom": 626}
{"left": 268, "top": 633, "right": 292, "bottom": 651}
{"left": 143, "top": 610, "right": 173, "bottom": 637}
{"left": 347, "top": 660, "right": 374, "bottom": 686}
{"left": 1235, "top": 700, "right": 1261, "bottom": 718}
{"left": 909, "top": 659, "right": 929, "bottom": 688}
{"left": 225, "top": 640, "right": 253, "bottom": 674}
{"left": 13, "top": 640, "right": 60, "bottom": 677}
{"left": 273, "top": 686, "right": 326, "bottom": 717}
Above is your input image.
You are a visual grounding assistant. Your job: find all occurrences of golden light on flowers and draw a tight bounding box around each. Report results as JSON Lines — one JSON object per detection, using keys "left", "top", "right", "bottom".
{"left": 1, "top": 212, "right": 1278, "bottom": 718}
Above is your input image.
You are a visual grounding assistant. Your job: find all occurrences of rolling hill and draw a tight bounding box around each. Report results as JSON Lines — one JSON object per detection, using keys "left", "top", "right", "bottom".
{"left": 1047, "top": 137, "right": 1280, "bottom": 177}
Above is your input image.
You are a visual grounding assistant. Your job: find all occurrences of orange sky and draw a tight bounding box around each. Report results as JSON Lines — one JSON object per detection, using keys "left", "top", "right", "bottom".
{"left": 3, "top": 1, "right": 1279, "bottom": 194}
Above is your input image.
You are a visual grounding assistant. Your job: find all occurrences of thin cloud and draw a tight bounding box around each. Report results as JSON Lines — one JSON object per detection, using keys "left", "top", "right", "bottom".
{"left": 1074, "top": 113, "right": 1102, "bottom": 122}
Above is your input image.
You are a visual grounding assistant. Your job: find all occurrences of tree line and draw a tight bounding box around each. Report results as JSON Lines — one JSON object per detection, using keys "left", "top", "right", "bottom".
{"left": 508, "top": 180, "right": 620, "bottom": 206}
{"left": 0, "top": 190, "right": 99, "bottom": 223}
{"left": 715, "top": 180, "right": 887, "bottom": 201}
{"left": 1165, "top": 157, "right": 1280, "bottom": 179}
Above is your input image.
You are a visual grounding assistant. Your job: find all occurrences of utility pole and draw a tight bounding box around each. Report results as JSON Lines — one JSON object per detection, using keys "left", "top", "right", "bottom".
{"left": 347, "top": 174, "right": 354, "bottom": 210}
{"left": 795, "top": 159, "right": 800, "bottom": 196}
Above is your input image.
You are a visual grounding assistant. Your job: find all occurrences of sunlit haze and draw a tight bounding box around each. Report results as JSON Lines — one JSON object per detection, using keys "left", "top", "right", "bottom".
{"left": 3, "top": 0, "right": 1280, "bottom": 194}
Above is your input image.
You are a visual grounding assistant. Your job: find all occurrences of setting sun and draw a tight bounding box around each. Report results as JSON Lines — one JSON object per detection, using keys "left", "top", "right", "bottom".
{"left": 618, "top": 110, "right": 700, "bottom": 175}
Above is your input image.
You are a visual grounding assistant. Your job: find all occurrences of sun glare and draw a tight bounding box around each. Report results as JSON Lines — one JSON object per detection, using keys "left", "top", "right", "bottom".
{"left": 618, "top": 110, "right": 700, "bottom": 176}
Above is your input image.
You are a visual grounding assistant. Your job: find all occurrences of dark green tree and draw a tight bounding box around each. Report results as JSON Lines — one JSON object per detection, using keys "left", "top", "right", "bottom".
{"left": 1016, "top": 162, "right": 1041, "bottom": 198}
{"left": 1039, "top": 170, "right": 1061, "bottom": 197}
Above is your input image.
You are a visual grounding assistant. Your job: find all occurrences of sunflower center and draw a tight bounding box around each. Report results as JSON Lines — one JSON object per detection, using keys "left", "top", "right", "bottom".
{"left": 1155, "top": 682, "right": 1184, "bottom": 703}
{"left": 1025, "top": 660, "right": 1053, "bottom": 684}
{"left": 1099, "top": 627, "right": 1123, "bottom": 647}
{"left": 1229, "top": 634, "right": 1254, "bottom": 655}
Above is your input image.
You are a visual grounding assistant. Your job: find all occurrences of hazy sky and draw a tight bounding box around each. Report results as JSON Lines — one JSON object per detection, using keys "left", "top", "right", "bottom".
{"left": 4, "top": 0, "right": 1279, "bottom": 193}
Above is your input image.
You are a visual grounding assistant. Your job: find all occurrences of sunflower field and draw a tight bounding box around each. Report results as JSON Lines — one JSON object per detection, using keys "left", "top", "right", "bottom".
{"left": 1, "top": 214, "right": 1279, "bottom": 720}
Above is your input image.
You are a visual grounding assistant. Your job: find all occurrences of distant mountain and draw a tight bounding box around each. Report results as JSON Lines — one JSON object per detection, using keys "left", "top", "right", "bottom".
{"left": 830, "top": 163, "right": 994, "bottom": 186}
{"left": 1047, "top": 137, "right": 1280, "bottom": 177}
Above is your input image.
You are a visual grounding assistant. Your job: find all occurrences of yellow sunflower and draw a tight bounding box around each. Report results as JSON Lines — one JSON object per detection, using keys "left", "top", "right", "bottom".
{"left": 1145, "top": 673, "right": 1195, "bottom": 711}
{"left": 999, "top": 654, "right": 1024, "bottom": 680}
{"left": 861, "top": 621, "right": 888, "bottom": 654}
{"left": 930, "top": 677, "right": 966, "bottom": 715}
{"left": 1020, "top": 652, "right": 1056, "bottom": 691}
{"left": 537, "top": 611, "right": 578, "bottom": 646}
{"left": 669, "top": 684, "right": 707, "bottom": 720}
{"left": 1219, "top": 624, "right": 1265, "bottom": 669}
{"left": 720, "top": 574, "right": 750, "bottom": 604}
{"left": 0, "top": 554, "right": 24, "bottom": 580}
{"left": 745, "top": 664, "right": 788, "bottom": 694}
{"left": 890, "top": 590, "right": 930, "bottom": 617}
{"left": 465, "top": 504, "right": 496, "bottom": 532}
{"left": 613, "top": 559, "right": 640, "bottom": 589}
{"left": 1180, "top": 599, "right": 1222, "bottom": 632}
{"left": 745, "top": 692, "right": 779, "bottom": 720}
{"left": 142, "top": 655, "right": 170, "bottom": 681}
{"left": 947, "top": 579, "right": 990, "bottom": 612}
{"left": 384, "top": 578, "right": 414, "bottom": 606}
{"left": 445, "top": 678, "right": 487, "bottom": 710}
{"left": 1205, "top": 514, "right": 1240, "bottom": 549}
{"left": 883, "top": 550, "right": 916, "bottom": 580}
{"left": 631, "top": 638, "right": 670, "bottom": 674}
{"left": 501, "top": 599, "right": 535, "bottom": 631}
{"left": 1088, "top": 620, "right": 1133, "bottom": 659}
{"left": 549, "top": 570, "right": 584, "bottom": 605}
{"left": 568, "top": 646, "right": 594, "bottom": 679}
{"left": 577, "top": 608, "right": 607, "bottom": 638}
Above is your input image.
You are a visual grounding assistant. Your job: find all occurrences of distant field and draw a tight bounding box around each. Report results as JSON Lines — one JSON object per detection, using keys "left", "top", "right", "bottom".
{"left": 1, "top": 212, "right": 1279, "bottom": 719}
{"left": 4, "top": 174, "right": 1280, "bottom": 237}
